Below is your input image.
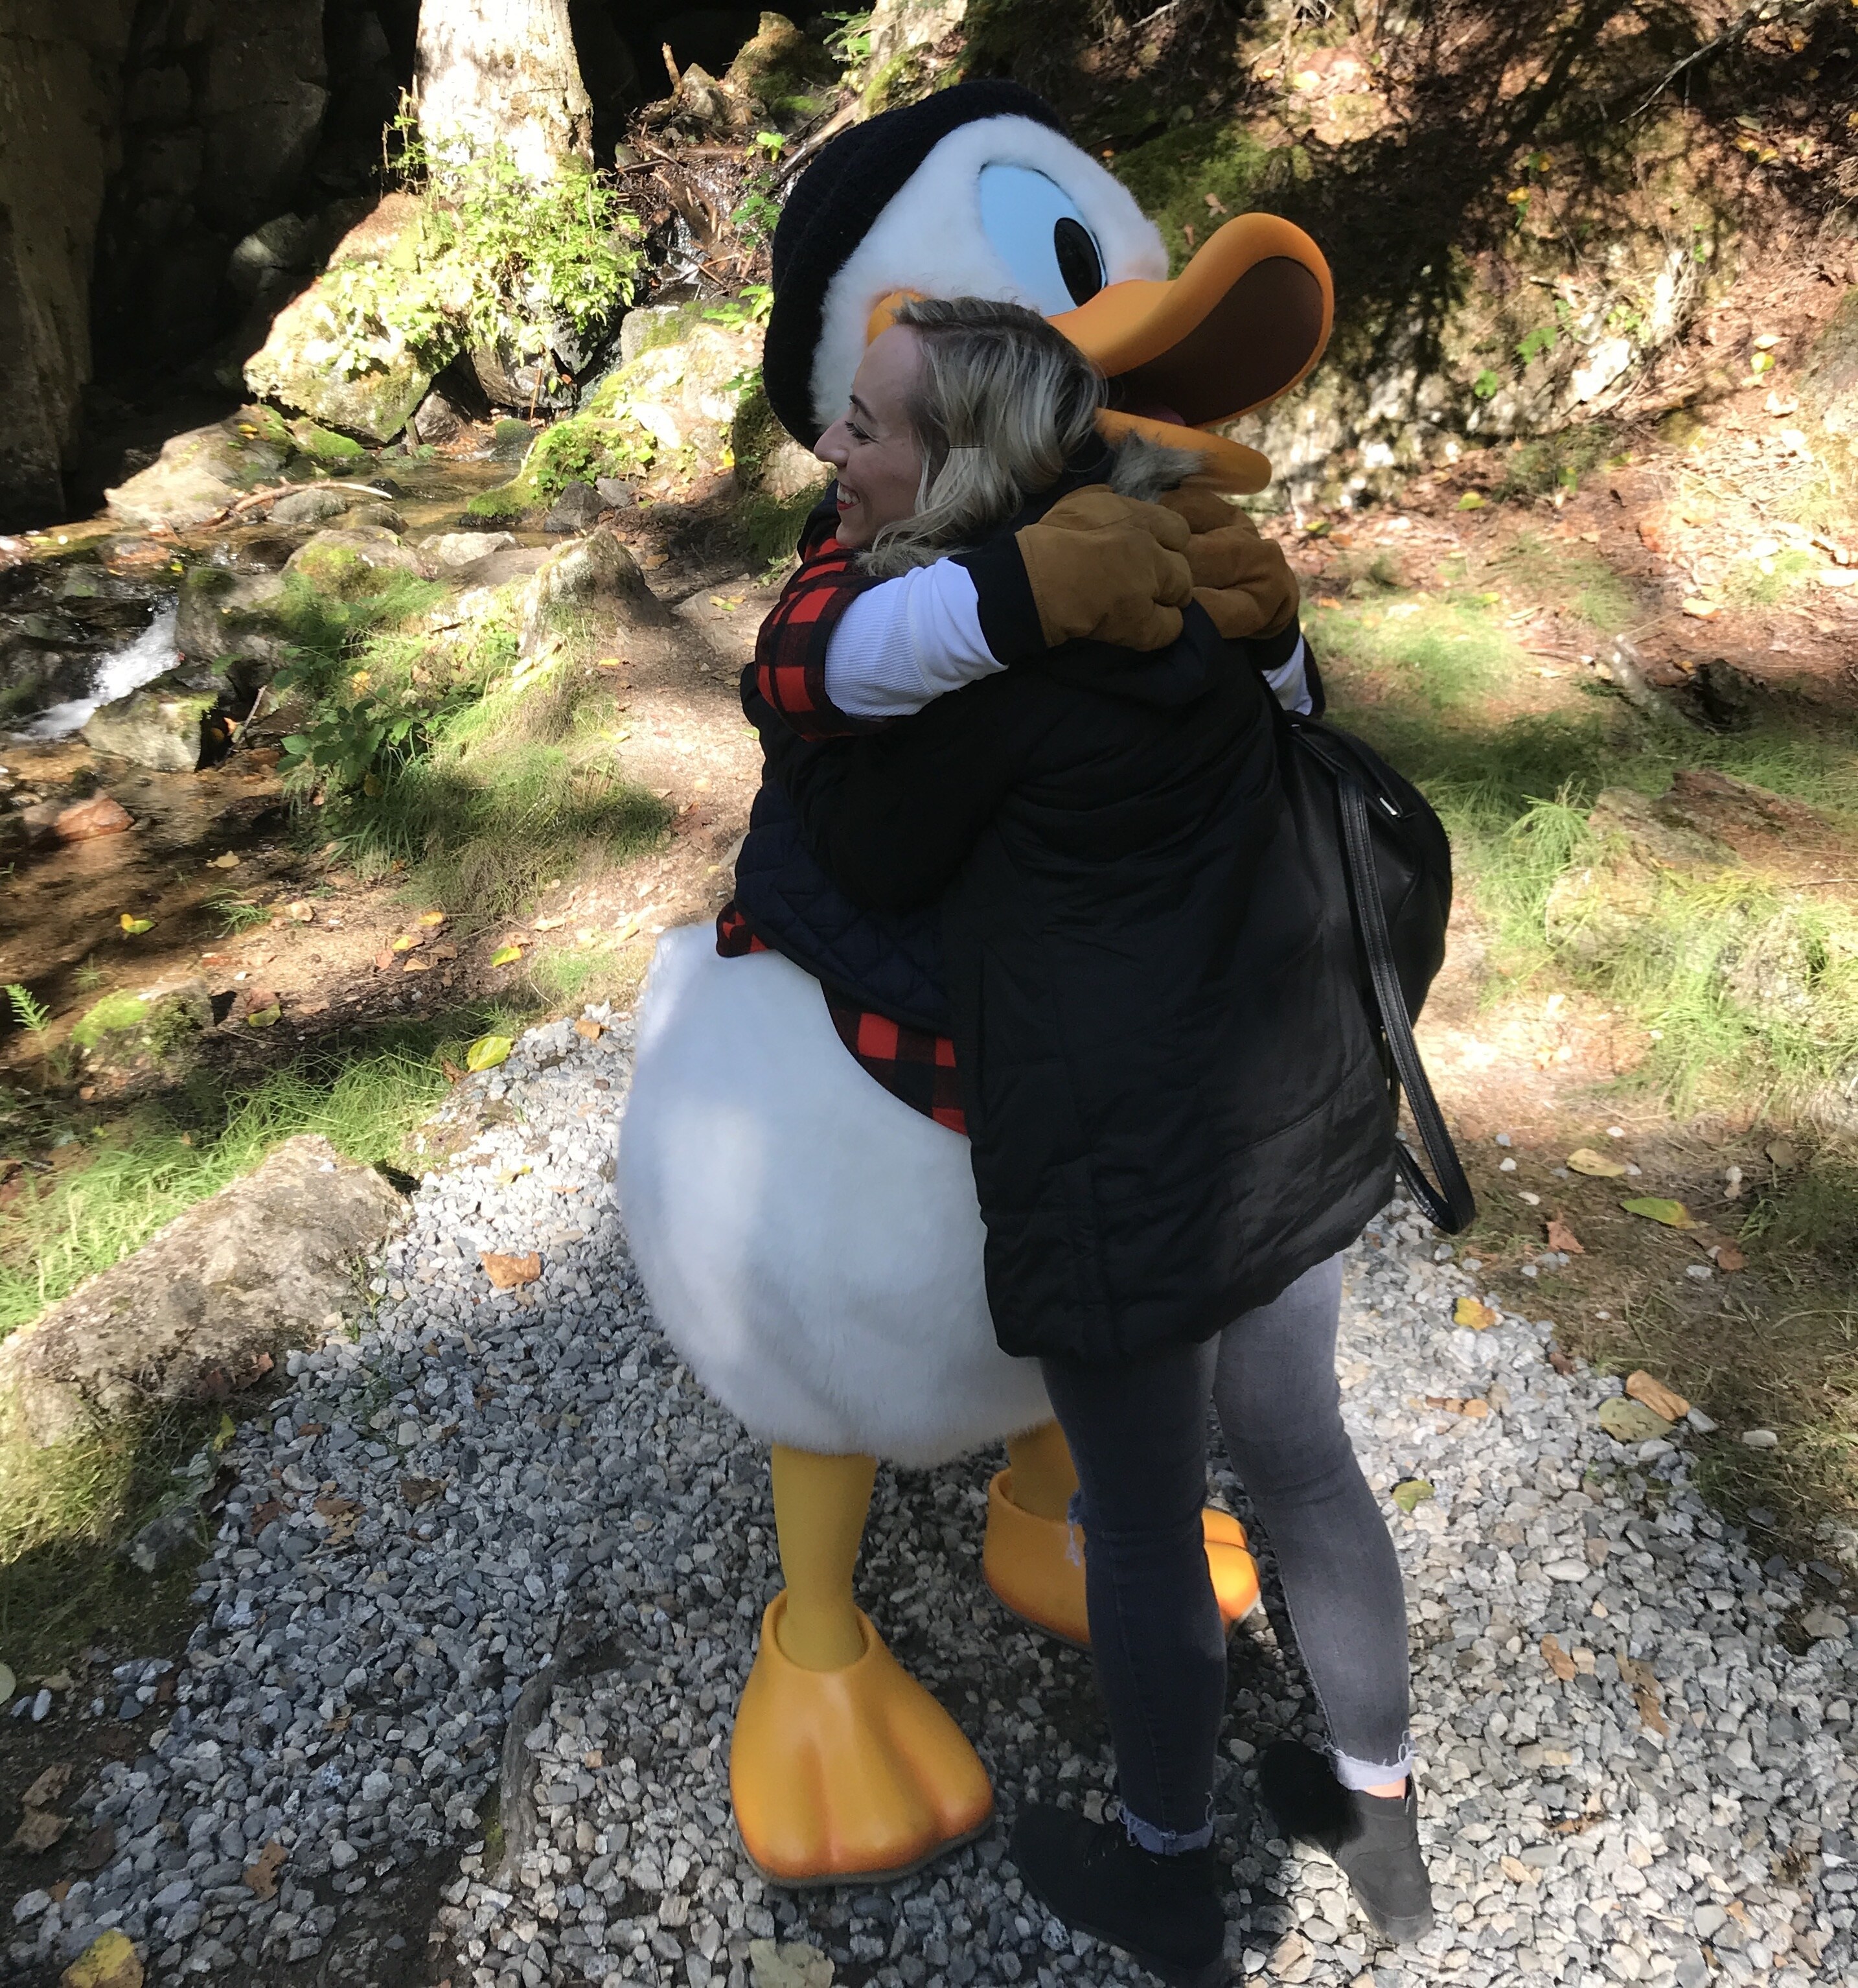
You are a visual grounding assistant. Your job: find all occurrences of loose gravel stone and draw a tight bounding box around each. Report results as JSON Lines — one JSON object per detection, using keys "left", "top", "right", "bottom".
{"left": 12, "top": 1004, "right": 1852, "bottom": 1988}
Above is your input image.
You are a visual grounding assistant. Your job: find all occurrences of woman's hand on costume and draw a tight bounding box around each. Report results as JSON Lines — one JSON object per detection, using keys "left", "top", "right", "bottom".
{"left": 956, "top": 487, "right": 1193, "bottom": 663}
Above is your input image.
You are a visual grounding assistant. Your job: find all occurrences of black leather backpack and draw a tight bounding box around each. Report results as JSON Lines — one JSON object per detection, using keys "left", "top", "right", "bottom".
{"left": 1272, "top": 676, "right": 1476, "bottom": 1233}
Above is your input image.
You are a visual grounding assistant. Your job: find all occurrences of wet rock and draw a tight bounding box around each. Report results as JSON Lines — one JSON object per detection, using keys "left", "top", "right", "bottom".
{"left": 420, "top": 531, "right": 516, "bottom": 569}
{"left": 82, "top": 664, "right": 225, "bottom": 771}
{"left": 270, "top": 486, "right": 350, "bottom": 527}
{"left": 226, "top": 213, "right": 314, "bottom": 302}
{"left": 104, "top": 408, "right": 293, "bottom": 531}
{"left": 468, "top": 343, "right": 577, "bottom": 417}
{"left": 411, "top": 386, "right": 472, "bottom": 446}
{"left": 52, "top": 794, "right": 133, "bottom": 841}
{"left": 542, "top": 480, "right": 604, "bottom": 532}
{"left": 244, "top": 194, "right": 435, "bottom": 442}
{"left": 174, "top": 568, "right": 293, "bottom": 673}
{"left": 0, "top": 1135, "right": 404, "bottom": 1446}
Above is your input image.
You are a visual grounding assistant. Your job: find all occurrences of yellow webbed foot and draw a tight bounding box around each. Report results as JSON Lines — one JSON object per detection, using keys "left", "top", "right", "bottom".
{"left": 982, "top": 1470, "right": 1261, "bottom": 1646}
{"left": 730, "top": 1595, "right": 994, "bottom": 1885}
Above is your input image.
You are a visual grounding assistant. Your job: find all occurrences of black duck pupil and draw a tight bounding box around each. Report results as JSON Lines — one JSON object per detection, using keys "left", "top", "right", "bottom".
{"left": 1053, "top": 216, "right": 1104, "bottom": 305}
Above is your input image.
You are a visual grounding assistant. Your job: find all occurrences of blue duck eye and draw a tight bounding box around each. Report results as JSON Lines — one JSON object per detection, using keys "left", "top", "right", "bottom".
{"left": 977, "top": 165, "right": 1107, "bottom": 313}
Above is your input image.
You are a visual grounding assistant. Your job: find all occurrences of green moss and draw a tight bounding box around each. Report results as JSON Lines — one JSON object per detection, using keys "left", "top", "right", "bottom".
{"left": 465, "top": 467, "right": 545, "bottom": 520}
{"left": 492, "top": 419, "right": 536, "bottom": 458}
{"left": 526, "top": 415, "right": 652, "bottom": 500}
{"left": 737, "top": 486, "right": 824, "bottom": 570}
{"left": 287, "top": 543, "right": 406, "bottom": 600}
{"left": 234, "top": 404, "right": 293, "bottom": 450}
{"left": 71, "top": 992, "right": 148, "bottom": 1051}
{"left": 1110, "top": 124, "right": 1274, "bottom": 273}
{"left": 290, "top": 421, "right": 367, "bottom": 465}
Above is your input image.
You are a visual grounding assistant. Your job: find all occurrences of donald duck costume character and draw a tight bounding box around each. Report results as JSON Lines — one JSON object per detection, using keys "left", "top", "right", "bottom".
{"left": 617, "top": 81, "right": 1338, "bottom": 1888}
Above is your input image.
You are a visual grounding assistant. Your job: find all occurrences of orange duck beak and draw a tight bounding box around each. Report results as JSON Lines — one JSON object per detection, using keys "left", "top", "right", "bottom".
{"left": 1055, "top": 213, "right": 1333, "bottom": 494}
{"left": 867, "top": 214, "right": 1333, "bottom": 497}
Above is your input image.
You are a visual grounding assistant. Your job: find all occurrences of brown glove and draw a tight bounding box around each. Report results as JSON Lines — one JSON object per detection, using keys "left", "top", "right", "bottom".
{"left": 1012, "top": 487, "right": 1195, "bottom": 652}
{"left": 1155, "top": 474, "right": 1300, "bottom": 641}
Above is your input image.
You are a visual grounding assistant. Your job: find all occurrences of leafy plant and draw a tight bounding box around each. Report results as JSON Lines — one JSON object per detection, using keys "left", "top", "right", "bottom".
{"left": 705, "top": 284, "right": 774, "bottom": 330}
{"left": 821, "top": 8, "right": 874, "bottom": 69}
{"left": 5, "top": 984, "right": 50, "bottom": 1037}
{"left": 208, "top": 894, "right": 272, "bottom": 937}
{"left": 1473, "top": 369, "right": 1501, "bottom": 400}
{"left": 319, "top": 101, "right": 642, "bottom": 384}
{"left": 279, "top": 691, "right": 427, "bottom": 796}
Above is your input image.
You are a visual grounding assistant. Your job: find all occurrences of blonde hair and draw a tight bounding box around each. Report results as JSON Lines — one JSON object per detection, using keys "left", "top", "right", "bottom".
{"left": 860, "top": 296, "right": 1105, "bottom": 577}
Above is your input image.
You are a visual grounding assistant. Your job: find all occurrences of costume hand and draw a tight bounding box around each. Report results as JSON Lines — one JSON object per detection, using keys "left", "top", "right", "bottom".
{"left": 1154, "top": 476, "right": 1300, "bottom": 642}
{"left": 1014, "top": 487, "right": 1194, "bottom": 653}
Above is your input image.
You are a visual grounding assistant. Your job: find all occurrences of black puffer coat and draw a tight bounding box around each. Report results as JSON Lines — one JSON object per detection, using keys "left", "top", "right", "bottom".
{"left": 758, "top": 588, "right": 1394, "bottom": 1367}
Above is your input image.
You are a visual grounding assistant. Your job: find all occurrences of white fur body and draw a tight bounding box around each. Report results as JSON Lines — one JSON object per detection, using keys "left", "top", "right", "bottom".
{"left": 810, "top": 114, "right": 1168, "bottom": 435}
{"left": 615, "top": 924, "right": 1053, "bottom": 1466}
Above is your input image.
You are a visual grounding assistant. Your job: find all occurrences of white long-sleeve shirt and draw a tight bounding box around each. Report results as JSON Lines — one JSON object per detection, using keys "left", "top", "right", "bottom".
{"left": 821, "top": 559, "right": 1311, "bottom": 719}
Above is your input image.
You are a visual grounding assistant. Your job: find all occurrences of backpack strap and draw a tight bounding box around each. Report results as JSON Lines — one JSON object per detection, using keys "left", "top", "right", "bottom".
{"left": 1336, "top": 775, "right": 1478, "bottom": 1234}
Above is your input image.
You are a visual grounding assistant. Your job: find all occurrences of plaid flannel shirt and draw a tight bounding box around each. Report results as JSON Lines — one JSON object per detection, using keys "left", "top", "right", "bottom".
{"left": 719, "top": 511, "right": 967, "bottom": 1134}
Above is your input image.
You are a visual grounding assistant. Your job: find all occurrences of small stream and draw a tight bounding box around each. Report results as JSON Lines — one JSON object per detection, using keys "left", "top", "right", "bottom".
{"left": 12, "top": 602, "right": 179, "bottom": 741}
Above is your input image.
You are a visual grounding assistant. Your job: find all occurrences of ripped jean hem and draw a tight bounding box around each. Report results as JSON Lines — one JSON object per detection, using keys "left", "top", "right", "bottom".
{"left": 1121, "top": 1805, "right": 1215, "bottom": 1856}
{"left": 1330, "top": 1741, "right": 1416, "bottom": 1794}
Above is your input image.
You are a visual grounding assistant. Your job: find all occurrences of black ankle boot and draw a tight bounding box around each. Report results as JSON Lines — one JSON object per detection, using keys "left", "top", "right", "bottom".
{"left": 1009, "top": 1803, "right": 1226, "bottom": 1988}
{"left": 1258, "top": 1741, "right": 1434, "bottom": 1943}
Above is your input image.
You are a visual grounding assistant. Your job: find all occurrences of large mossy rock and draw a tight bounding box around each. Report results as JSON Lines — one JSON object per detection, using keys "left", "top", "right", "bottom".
{"left": 82, "top": 661, "right": 232, "bottom": 770}
{"left": 104, "top": 407, "right": 294, "bottom": 530}
{"left": 283, "top": 526, "right": 427, "bottom": 597}
{"left": 0, "top": 1136, "right": 404, "bottom": 1447}
{"left": 722, "top": 12, "right": 836, "bottom": 125}
{"left": 71, "top": 980, "right": 214, "bottom": 1091}
{"left": 244, "top": 194, "right": 435, "bottom": 443}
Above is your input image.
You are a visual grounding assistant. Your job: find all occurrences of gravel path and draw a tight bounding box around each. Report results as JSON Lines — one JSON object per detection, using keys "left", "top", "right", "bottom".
{"left": 10, "top": 1004, "right": 1857, "bottom": 1988}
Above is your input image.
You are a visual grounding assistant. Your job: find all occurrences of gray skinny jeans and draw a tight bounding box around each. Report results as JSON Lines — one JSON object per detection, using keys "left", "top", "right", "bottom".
{"left": 1040, "top": 1253, "right": 1413, "bottom": 1852}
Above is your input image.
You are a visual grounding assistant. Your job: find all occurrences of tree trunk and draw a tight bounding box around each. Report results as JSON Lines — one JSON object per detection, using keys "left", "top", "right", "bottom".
{"left": 415, "top": 0, "right": 591, "bottom": 181}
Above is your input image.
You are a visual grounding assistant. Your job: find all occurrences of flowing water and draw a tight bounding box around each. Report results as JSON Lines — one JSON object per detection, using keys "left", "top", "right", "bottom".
{"left": 12, "top": 602, "right": 179, "bottom": 741}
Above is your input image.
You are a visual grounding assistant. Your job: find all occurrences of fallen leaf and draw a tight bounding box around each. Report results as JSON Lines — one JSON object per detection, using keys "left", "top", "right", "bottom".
{"left": 1457, "top": 492, "right": 1485, "bottom": 511}
{"left": 1454, "top": 1296, "right": 1498, "bottom": 1330}
{"left": 613, "top": 914, "right": 641, "bottom": 943}
{"left": 481, "top": 1249, "right": 542, "bottom": 1289}
{"left": 1545, "top": 1217, "right": 1584, "bottom": 1254}
{"left": 391, "top": 932, "right": 424, "bottom": 953}
{"left": 1715, "top": 1243, "right": 1747, "bottom": 1272}
{"left": 465, "top": 1034, "right": 513, "bottom": 1071}
{"left": 533, "top": 915, "right": 566, "bottom": 931}
{"left": 243, "top": 1838, "right": 286, "bottom": 1899}
{"left": 1599, "top": 1396, "right": 1674, "bottom": 1443}
{"left": 209, "top": 851, "right": 242, "bottom": 869}
{"left": 1621, "top": 1196, "right": 1695, "bottom": 1227}
{"left": 1391, "top": 1477, "right": 1434, "bottom": 1514}
{"left": 8, "top": 1807, "right": 71, "bottom": 1851}
{"left": 1541, "top": 1634, "right": 1577, "bottom": 1682}
{"left": 490, "top": 945, "right": 523, "bottom": 967}
{"left": 1461, "top": 1398, "right": 1491, "bottom": 1419}
{"left": 23, "top": 1763, "right": 73, "bottom": 1809}
{"left": 1618, "top": 1654, "right": 1668, "bottom": 1735}
{"left": 314, "top": 1494, "right": 362, "bottom": 1520}
{"left": 1767, "top": 1138, "right": 1797, "bottom": 1168}
{"left": 374, "top": 949, "right": 395, "bottom": 971}
{"left": 58, "top": 1927, "right": 142, "bottom": 1988}
{"left": 400, "top": 1476, "right": 444, "bottom": 1510}
{"left": 433, "top": 944, "right": 458, "bottom": 961}
{"left": 1500, "top": 1854, "right": 1539, "bottom": 1884}
{"left": 244, "top": 1004, "right": 282, "bottom": 1028}
{"left": 1680, "top": 597, "right": 1720, "bottom": 619}
{"left": 1567, "top": 1147, "right": 1628, "bottom": 1177}
{"left": 249, "top": 1499, "right": 282, "bottom": 1531}
{"left": 419, "top": 910, "right": 446, "bottom": 927}
{"left": 441, "top": 1058, "right": 465, "bottom": 1083}
{"left": 1626, "top": 1370, "right": 1690, "bottom": 1422}
{"left": 283, "top": 900, "right": 314, "bottom": 923}
{"left": 118, "top": 915, "right": 153, "bottom": 935}
{"left": 574, "top": 1018, "right": 603, "bottom": 1041}
{"left": 402, "top": 957, "right": 432, "bottom": 973}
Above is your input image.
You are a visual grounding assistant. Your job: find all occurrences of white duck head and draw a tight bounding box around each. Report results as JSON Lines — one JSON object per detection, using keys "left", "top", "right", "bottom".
{"left": 762, "top": 80, "right": 1333, "bottom": 493}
